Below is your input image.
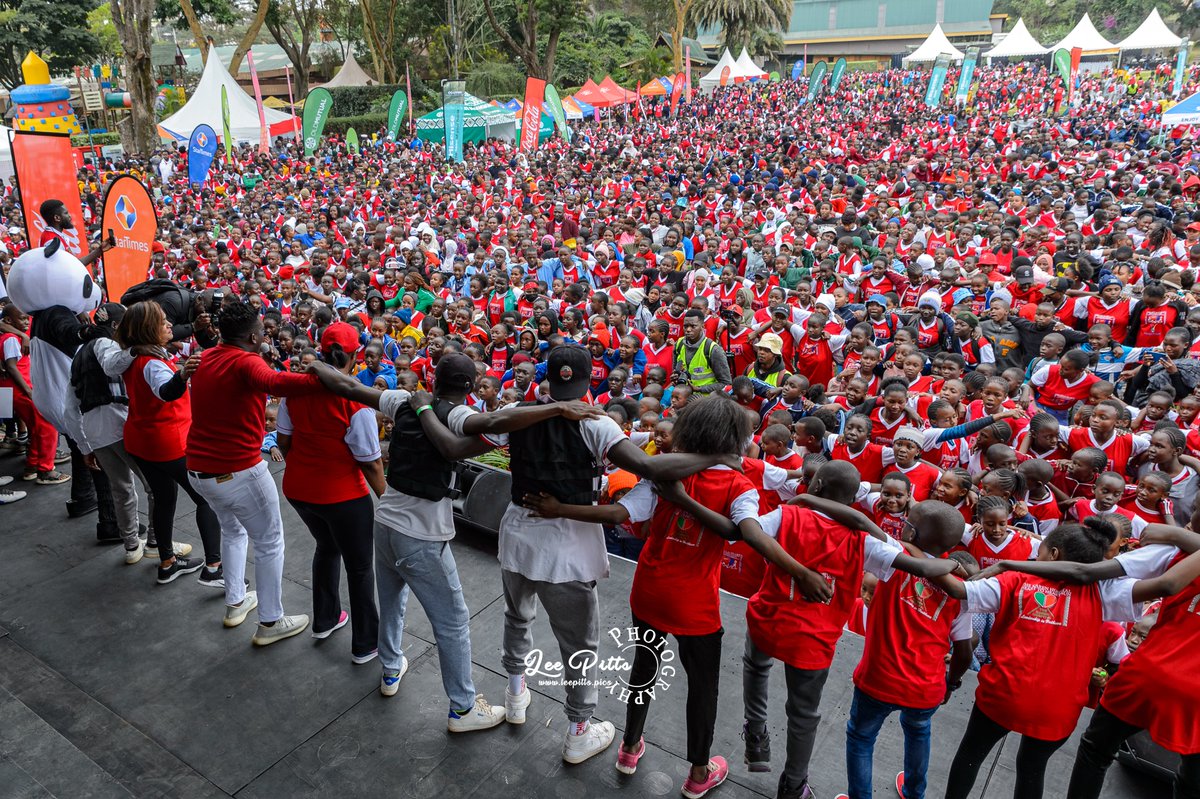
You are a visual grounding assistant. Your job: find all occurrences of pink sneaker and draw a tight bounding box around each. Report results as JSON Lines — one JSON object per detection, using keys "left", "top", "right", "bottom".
{"left": 615, "top": 737, "right": 645, "bottom": 775}
{"left": 681, "top": 756, "right": 728, "bottom": 799}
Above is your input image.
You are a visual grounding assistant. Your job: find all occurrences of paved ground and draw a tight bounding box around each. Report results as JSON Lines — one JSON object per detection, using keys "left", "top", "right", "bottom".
{"left": 0, "top": 453, "right": 1168, "bottom": 798}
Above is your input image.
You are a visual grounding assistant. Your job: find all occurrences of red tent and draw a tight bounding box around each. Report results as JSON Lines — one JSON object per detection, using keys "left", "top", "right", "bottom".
{"left": 598, "top": 75, "right": 636, "bottom": 105}
{"left": 574, "top": 79, "right": 616, "bottom": 108}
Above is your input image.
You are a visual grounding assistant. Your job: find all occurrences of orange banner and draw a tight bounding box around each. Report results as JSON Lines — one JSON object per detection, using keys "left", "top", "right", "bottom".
{"left": 12, "top": 132, "right": 86, "bottom": 259}
{"left": 101, "top": 175, "right": 158, "bottom": 303}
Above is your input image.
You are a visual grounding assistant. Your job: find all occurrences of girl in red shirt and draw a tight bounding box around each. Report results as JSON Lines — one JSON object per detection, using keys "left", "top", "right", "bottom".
{"left": 116, "top": 302, "right": 219, "bottom": 584}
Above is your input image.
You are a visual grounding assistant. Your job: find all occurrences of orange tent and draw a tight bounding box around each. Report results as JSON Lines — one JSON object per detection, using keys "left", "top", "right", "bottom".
{"left": 639, "top": 80, "right": 667, "bottom": 96}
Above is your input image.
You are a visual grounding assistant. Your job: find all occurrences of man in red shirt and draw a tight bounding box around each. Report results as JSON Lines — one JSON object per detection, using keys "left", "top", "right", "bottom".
{"left": 186, "top": 300, "right": 325, "bottom": 645}
{"left": 37, "top": 199, "right": 113, "bottom": 268}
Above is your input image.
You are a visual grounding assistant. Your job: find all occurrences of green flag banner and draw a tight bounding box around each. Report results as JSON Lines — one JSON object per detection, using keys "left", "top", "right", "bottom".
{"left": 543, "top": 83, "right": 570, "bottom": 144}
{"left": 220, "top": 85, "right": 232, "bottom": 158}
{"left": 955, "top": 47, "right": 980, "bottom": 106}
{"left": 925, "top": 55, "right": 950, "bottom": 109}
{"left": 807, "top": 60, "right": 828, "bottom": 101}
{"left": 829, "top": 57, "right": 847, "bottom": 93}
{"left": 346, "top": 127, "right": 359, "bottom": 154}
{"left": 1053, "top": 48, "right": 1071, "bottom": 85}
{"left": 386, "top": 90, "right": 408, "bottom": 141}
{"left": 302, "top": 87, "right": 334, "bottom": 156}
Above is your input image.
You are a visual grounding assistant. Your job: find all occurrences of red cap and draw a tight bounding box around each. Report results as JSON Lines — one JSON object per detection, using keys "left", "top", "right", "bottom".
{"left": 151, "top": 241, "right": 166, "bottom": 253}
{"left": 523, "top": 281, "right": 540, "bottom": 292}
{"left": 978, "top": 251, "right": 998, "bottom": 265}
{"left": 1188, "top": 222, "right": 1200, "bottom": 232}
{"left": 321, "top": 321, "right": 360, "bottom": 354}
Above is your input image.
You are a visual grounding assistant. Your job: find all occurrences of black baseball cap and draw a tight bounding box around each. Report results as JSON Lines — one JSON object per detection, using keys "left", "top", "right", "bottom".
{"left": 434, "top": 353, "right": 477, "bottom": 392}
{"left": 547, "top": 345, "right": 591, "bottom": 401}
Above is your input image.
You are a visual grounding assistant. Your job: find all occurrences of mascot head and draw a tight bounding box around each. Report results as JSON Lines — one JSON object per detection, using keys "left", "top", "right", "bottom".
{"left": 7, "top": 238, "right": 100, "bottom": 314}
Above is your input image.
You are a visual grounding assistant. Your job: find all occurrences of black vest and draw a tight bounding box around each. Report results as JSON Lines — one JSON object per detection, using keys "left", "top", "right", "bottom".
{"left": 508, "top": 409, "right": 601, "bottom": 506}
{"left": 386, "top": 399, "right": 462, "bottom": 501}
{"left": 71, "top": 339, "right": 128, "bottom": 415}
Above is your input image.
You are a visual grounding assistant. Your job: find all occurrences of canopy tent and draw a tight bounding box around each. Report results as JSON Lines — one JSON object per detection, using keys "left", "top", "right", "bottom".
{"left": 1117, "top": 8, "right": 1183, "bottom": 51}
{"left": 698, "top": 49, "right": 738, "bottom": 89}
{"left": 598, "top": 76, "right": 637, "bottom": 104}
{"left": 1052, "top": 14, "right": 1118, "bottom": 54}
{"left": 733, "top": 48, "right": 768, "bottom": 81}
{"left": 414, "top": 91, "right": 516, "bottom": 144}
{"left": 159, "top": 51, "right": 297, "bottom": 143}
{"left": 902, "top": 24, "right": 966, "bottom": 64}
{"left": 984, "top": 18, "right": 1048, "bottom": 60}
{"left": 500, "top": 98, "right": 522, "bottom": 112}
{"left": 639, "top": 79, "right": 668, "bottom": 96}
{"left": 574, "top": 79, "right": 616, "bottom": 108}
{"left": 319, "top": 51, "right": 377, "bottom": 88}
{"left": 568, "top": 95, "right": 595, "bottom": 118}
{"left": 561, "top": 96, "right": 585, "bottom": 120}
{"left": 1163, "top": 91, "right": 1200, "bottom": 126}
{"left": 261, "top": 96, "right": 290, "bottom": 109}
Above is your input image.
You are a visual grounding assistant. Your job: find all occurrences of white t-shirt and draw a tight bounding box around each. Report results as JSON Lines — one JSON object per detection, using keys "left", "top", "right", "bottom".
{"left": 616, "top": 468, "right": 760, "bottom": 526}
{"left": 493, "top": 413, "right": 626, "bottom": 583}
{"left": 275, "top": 398, "right": 380, "bottom": 463}
{"left": 963, "top": 575, "right": 1141, "bottom": 623}
{"left": 373, "top": 389, "right": 488, "bottom": 542}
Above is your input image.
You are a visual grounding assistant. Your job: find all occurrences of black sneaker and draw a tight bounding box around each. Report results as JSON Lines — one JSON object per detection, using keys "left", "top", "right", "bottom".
{"left": 743, "top": 722, "right": 771, "bottom": 772}
{"left": 156, "top": 556, "right": 204, "bottom": 585}
{"left": 197, "top": 564, "right": 226, "bottom": 589}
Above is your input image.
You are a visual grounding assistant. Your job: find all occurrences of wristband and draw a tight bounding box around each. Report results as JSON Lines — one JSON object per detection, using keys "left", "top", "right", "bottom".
{"left": 415, "top": 404, "right": 433, "bottom": 416}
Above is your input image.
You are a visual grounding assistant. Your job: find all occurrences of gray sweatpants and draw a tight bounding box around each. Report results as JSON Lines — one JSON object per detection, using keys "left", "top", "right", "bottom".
{"left": 91, "top": 439, "right": 153, "bottom": 550}
{"left": 743, "top": 635, "right": 830, "bottom": 794}
{"left": 500, "top": 569, "right": 600, "bottom": 723}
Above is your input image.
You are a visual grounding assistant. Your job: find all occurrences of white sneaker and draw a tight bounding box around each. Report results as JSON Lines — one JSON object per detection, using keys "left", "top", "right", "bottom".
{"left": 563, "top": 720, "right": 616, "bottom": 764}
{"left": 223, "top": 591, "right": 258, "bottom": 628}
{"left": 124, "top": 539, "right": 145, "bottom": 565}
{"left": 144, "top": 541, "right": 192, "bottom": 559}
{"left": 447, "top": 695, "right": 507, "bottom": 733}
{"left": 251, "top": 614, "right": 310, "bottom": 646}
{"left": 505, "top": 685, "right": 531, "bottom": 724}
{"left": 380, "top": 656, "right": 409, "bottom": 697}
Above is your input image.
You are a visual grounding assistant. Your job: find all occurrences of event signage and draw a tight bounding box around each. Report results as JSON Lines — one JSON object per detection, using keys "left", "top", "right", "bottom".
{"left": 519, "top": 77, "right": 546, "bottom": 153}
{"left": 829, "top": 57, "right": 847, "bottom": 93}
{"left": 346, "top": 127, "right": 360, "bottom": 154}
{"left": 955, "top": 47, "right": 979, "bottom": 106}
{"left": 719, "top": 65, "right": 731, "bottom": 86}
{"left": 246, "top": 50, "right": 269, "bottom": 155}
{"left": 187, "top": 124, "right": 218, "bottom": 186}
{"left": 791, "top": 59, "right": 804, "bottom": 80}
{"left": 685, "top": 46, "right": 692, "bottom": 101}
{"left": 1175, "top": 38, "right": 1190, "bottom": 99}
{"left": 807, "top": 60, "right": 828, "bottom": 100}
{"left": 220, "top": 85, "right": 232, "bottom": 157}
{"left": 1053, "top": 48, "right": 1071, "bottom": 85}
{"left": 925, "top": 55, "right": 950, "bottom": 109}
{"left": 387, "top": 90, "right": 408, "bottom": 140}
{"left": 302, "top": 87, "right": 333, "bottom": 156}
{"left": 444, "top": 79, "right": 467, "bottom": 163}
{"left": 11, "top": 132, "right": 85, "bottom": 258}
{"left": 543, "top": 83, "right": 570, "bottom": 143}
{"left": 669, "top": 72, "right": 686, "bottom": 116}
{"left": 101, "top": 174, "right": 157, "bottom": 302}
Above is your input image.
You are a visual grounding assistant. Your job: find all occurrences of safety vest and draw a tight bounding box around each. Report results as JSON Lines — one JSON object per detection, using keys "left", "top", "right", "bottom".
{"left": 674, "top": 338, "right": 717, "bottom": 387}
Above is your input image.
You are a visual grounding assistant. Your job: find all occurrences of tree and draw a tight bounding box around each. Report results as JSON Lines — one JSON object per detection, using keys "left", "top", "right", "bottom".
{"left": 0, "top": 0, "right": 100, "bottom": 89}
{"left": 669, "top": 0, "right": 698, "bottom": 72}
{"left": 155, "top": 0, "right": 236, "bottom": 63}
{"left": 481, "top": 0, "right": 585, "bottom": 80}
{"left": 89, "top": 3, "right": 122, "bottom": 58}
{"left": 109, "top": 0, "right": 156, "bottom": 155}
{"left": 265, "top": 0, "right": 322, "bottom": 97}
{"left": 690, "top": 0, "right": 790, "bottom": 55}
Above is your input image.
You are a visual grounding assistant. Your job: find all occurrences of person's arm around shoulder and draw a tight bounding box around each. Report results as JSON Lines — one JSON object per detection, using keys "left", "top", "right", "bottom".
{"left": 248, "top": 348, "right": 323, "bottom": 397}
{"left": 307, "top": 361, "right": 385, "bottom": 409}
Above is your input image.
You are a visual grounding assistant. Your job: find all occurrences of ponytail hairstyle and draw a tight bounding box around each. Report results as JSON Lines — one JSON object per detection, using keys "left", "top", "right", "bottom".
{"left": 1042, "top": 517, "right": 1119, "bottom": 564}
{"left": 973, "top": 494, "right": 1011, "bottom": 524}
{"left": 323, "top": 342, "right": 354, "bottom": 370}
{"left": 1028, "top": 411, "right": 1058, "bottom": 436}
{"left": 984, "top": 467, "right": 1026, "bottom": 500}
{"left": 944, "top": 467, "right": 973, "bottom": 493}
{"left": 982, "top": 419, "right": 1013, "bottom": 444}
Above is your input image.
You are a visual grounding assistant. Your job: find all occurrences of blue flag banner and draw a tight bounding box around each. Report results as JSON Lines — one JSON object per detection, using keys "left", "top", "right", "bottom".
{"left": 791, "top": 59, "right": 804, "bottom": 80}
{"left": 955, "top": 47, "right": 980, "bottom": 106}
{"left": 187, "top": 124, "right": 218, "bottom": 186}
{"left": 1175, "top": 38, "right": 1190, "bottom": 99}
{"left": 443, "top": 80, "right": 466, "bottom": 163}
{"left": 925, "top": 55, "right": 950, "bottom": 109}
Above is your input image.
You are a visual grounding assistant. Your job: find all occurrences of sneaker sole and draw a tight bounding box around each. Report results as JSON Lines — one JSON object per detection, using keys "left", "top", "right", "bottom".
{"left": 351, "top": 651, "right": 378, "bottom": 665}
{"left": 447, "top": 715, "right": 506, "bottom": 733}
{"left": 745, "top": 759, "right": 771, "bottom": 773}
{"left": 312, "top": 616, "right": 349, "bottom": 639}
{"left": 252, "top": 622, "right": 309, "bottom": 646}
{"left": 681, "top": 772, "right": 726, "bottom": 799}
{"left": 197, "top": 577, "right": 226, "bottom": 589}
{"left": 505, "top": 691, "right": 531, "bottom": 724}
{"left": 156, "top": 563, "right": 204, "bottom": 584}
{"left": 380, "top": 659, "right": 410, "bottom": 697}
{"left": 224, "top": 599, "right": 259, "bottom": 628}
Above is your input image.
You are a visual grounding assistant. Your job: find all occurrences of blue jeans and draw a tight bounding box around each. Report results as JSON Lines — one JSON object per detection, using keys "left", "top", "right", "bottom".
{"left": 375, "top": 524, "right": 475, "bottom": 711}
{"left": 845, "top": 686, "right": 939, "bottom": 799}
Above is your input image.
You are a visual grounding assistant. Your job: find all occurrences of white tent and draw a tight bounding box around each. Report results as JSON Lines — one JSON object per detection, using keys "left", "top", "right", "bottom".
{"left": 984, "top": 18, "right": 1048, "bottom": 60}
{"left": 319, "top": 51, "right": 377, "bottom": 89}
{"left": 733, "top": 48, "right": 768, "bottom": 80}
{"left": 698, "top": 49, "right": 737, "bottom": 89}
{"left": 1117, "top": 8, "right": 1184, "bottom": 51}
{"left": 1052, "top": 13, "right": 1118, "bottom": 54}
{"left": 902, "top": 24, "right": 965, "bottom": 65}
{"left": 159, "top": 52, "right": 298, "bottom": 143}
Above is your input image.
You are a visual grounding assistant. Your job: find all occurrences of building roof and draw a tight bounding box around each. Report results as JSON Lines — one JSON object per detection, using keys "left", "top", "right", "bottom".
{"left": 654, "top": 32, "right": 714, "bottom": 64}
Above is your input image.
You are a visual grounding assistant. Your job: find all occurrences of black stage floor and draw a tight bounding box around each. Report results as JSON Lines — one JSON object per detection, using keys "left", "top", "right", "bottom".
{"left": 0, "top": 456, "right": 1165, "bottom": 798}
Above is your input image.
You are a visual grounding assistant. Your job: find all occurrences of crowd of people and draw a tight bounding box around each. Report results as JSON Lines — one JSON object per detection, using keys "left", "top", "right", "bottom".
{"left": 1, "top": 58, "right": 1200, "bottom": 799}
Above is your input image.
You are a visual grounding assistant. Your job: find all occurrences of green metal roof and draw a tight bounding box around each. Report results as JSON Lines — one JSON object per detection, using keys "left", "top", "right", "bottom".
{"left": 698, "top": 0, "right": 994, "bottom": 43}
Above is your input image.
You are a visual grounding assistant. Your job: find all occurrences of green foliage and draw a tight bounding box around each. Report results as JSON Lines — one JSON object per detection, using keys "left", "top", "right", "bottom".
{"left": 326, "top": 84, "right": 403, "bottom": 116}
{"left": 154, "top": 0, "right": 237, "bottom": 29}
{"left": 691, "top": 0, "right": 791, "bottom": 53}
{"left": 71, "top": 131, "right": 121, "bottom": 145}
{"left": 466, "top": 56, "right": 525, "bottom": 97}
{"left": 994, "top": 0, "right": 1194, "bottom": 45}
{"left": 88, "top": 3, "right": 121, "bottom": 58}
{"left": 323, "top": 113, "right": 388, "bottom": 135}
{"left": 553, "top": 11, "right": 658, "bottom": 87}
{"left": 0, "top": 0, "right": 101, "bottom": 89}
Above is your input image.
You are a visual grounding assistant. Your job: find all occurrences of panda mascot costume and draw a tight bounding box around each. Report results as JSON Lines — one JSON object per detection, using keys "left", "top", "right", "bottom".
{"left": 6, "top": 239, "right": 120, "bottom": 539}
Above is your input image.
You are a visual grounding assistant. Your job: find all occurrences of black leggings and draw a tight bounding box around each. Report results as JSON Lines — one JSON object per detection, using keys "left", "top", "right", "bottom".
{"left": 945, "top": 704, "right": 1069, "bottom": 799}
{"left": 289, "top": 495, "right": 379, "bottom": 658}
{"left": 1068, "top": 705, "right": 1200, "bottom": 799}
{"left": 130, "top": 454, "right": 221, "bottom": 565}
{"left": 622, "top": 612, "right": 723, "bottom": 767}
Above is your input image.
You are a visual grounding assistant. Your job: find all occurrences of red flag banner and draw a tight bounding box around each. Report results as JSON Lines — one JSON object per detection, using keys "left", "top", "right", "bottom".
{"left": 12, "top": 132, "right": 86, "bottom": 259}
{"left": 520, "top": 77, "right": 546, "bottom": 153}
{"left": 670, "top": 72, "right": 686, "bottom": 116}
{"left": 101, "top": 174, "right": 158, "bottom": 303}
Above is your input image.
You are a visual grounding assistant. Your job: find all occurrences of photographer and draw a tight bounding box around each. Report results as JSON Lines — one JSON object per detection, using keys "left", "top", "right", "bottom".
{"left": 120, "top": 279, "right": 218, "bottom": 348}
{"left": 672, "top": 309, "right": 731, "bottom": 395}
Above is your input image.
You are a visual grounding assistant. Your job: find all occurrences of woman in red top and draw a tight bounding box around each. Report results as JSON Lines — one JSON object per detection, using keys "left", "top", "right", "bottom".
{"left": 936, "top": 518, "right": 1200, "bottom": 799}
{"left": 116, "top": 302, "right": 220, "bottom": 585}
{"left": 276, "top": 322, "right": 385, "bottom": 663}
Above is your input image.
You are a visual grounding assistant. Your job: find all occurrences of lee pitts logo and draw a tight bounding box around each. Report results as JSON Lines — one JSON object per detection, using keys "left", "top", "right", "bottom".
{"left": 524, "top": 626, "right": 676, "bottom": 703}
